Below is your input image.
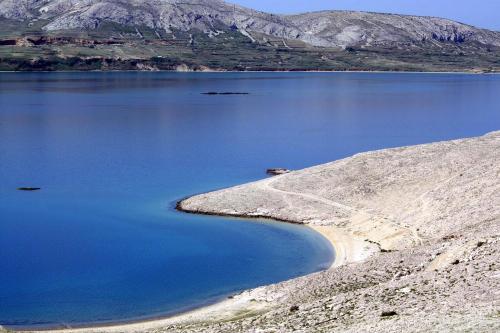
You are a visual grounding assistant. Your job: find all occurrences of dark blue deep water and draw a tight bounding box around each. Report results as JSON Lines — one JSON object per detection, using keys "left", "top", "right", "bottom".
{"left": 0, "top": 72, "right": 499, "bottom": 329}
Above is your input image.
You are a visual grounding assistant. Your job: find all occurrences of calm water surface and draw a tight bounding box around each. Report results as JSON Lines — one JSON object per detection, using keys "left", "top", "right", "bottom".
{"left": 0, "top": 72, "right": 499, "bottom": 328}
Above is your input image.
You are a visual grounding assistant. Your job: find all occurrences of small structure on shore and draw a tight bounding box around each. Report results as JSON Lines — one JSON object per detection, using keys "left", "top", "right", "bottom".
{"left": 266, "top": 168, "right": 291, "bottom": 176}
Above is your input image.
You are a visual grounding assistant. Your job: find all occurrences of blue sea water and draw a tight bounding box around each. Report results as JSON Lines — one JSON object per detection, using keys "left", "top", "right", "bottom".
{"left": 0, "top": 72, "right": 499, "bottom": 328}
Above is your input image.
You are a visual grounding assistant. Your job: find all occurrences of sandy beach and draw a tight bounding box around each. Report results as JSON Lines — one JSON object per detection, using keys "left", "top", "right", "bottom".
{"left": 8, "top": 131, "right": 500, "bottom": 333}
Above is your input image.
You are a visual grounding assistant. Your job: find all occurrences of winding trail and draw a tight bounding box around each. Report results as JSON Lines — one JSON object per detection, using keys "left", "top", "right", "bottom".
{"left": 265, "top": 177, "right": 355, "bottom": 212}
{"left": 264, "top": 177, "right": 424, "bottom": 247}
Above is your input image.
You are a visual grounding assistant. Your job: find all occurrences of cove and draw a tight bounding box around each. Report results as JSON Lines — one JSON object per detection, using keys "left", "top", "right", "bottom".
{"left": 1, "top": 72, "right": 500, "bottom": 329}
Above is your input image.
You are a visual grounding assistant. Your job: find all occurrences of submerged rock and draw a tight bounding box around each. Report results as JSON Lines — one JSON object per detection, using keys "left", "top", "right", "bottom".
{"left": 201, "top": 92, "right": 250, "bottom": 95}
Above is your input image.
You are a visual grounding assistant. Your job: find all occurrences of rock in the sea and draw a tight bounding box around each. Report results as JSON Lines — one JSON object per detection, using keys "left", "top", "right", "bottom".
{"left": 201, "top": 92, "right": 249, "bottom": 95}
{"left": 17, "top": 187, "right": 41, "bottom": 191}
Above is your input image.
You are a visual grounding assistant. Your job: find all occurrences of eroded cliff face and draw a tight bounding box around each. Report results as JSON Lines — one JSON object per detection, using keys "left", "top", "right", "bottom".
{"left": 1, "top": 0, "right": 499, "bottom": 48}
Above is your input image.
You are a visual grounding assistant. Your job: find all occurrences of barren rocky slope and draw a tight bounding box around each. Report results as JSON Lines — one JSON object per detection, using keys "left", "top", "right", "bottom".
{"left": 1, "top": 0, "right": 500, "bottom": 71}
{"left": 1, "top": 0, "right": 500, "bottom": 48}
{"left": 176, "top": 132, "right": 500, "bottom": 332}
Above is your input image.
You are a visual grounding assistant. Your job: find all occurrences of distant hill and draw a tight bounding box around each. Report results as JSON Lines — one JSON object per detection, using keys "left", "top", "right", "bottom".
{"left": 1, "top": 0, "right": 499, "bottom": 71}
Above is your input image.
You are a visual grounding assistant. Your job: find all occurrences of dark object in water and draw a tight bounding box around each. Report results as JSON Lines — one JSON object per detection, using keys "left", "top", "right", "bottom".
{"left": 266, "top": 168, "right": 291, "bottom": 176}
{"left": 201, "top": 92, "right": 249, "bottom": 95}
{"left": 290, "top": 305, "right": 299, "bottom": 312}
{"left": 17, "top": 187, "right": 41, "bottom": 191}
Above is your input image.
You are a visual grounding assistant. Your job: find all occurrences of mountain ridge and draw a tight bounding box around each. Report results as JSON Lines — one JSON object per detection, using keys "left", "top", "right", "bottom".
{"left": 0, "top": 0, "right": 499, "bottom": 71}
{"left": 2, "top": 0, "right": 500, "bottom": 48}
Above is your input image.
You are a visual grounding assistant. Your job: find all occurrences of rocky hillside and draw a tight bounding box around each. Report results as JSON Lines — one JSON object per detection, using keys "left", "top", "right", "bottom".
{"left": 1, "top": 0, "right": 500, "bottom": 71}
{"left": 1, "top": 0, "right": 499, "bottom": 48}
{"left": 173, "top": 132, "right": 500, "bottom": 333}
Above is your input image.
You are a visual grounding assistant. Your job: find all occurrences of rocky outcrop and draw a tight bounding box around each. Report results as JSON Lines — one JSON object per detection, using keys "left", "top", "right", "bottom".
{"left": 0, "top": 36, "right": 124, "bottom": 46}
{"left": 286, "top": 10, "right": 500, "bottom": 48}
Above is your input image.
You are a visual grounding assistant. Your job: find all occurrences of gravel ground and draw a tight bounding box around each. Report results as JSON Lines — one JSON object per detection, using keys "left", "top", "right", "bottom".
{"left": 174, "top": 131, "right": 500, "bottom": 333}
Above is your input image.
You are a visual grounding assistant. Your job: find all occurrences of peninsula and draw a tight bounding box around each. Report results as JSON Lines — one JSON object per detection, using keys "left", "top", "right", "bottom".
{"left": 15, "top": 131, "right": 499, "bottom": 333}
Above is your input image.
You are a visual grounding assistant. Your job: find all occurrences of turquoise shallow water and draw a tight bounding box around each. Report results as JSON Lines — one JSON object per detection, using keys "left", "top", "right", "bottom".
{"left": 1, "top": 72, "right": 499, "bottom": 329}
